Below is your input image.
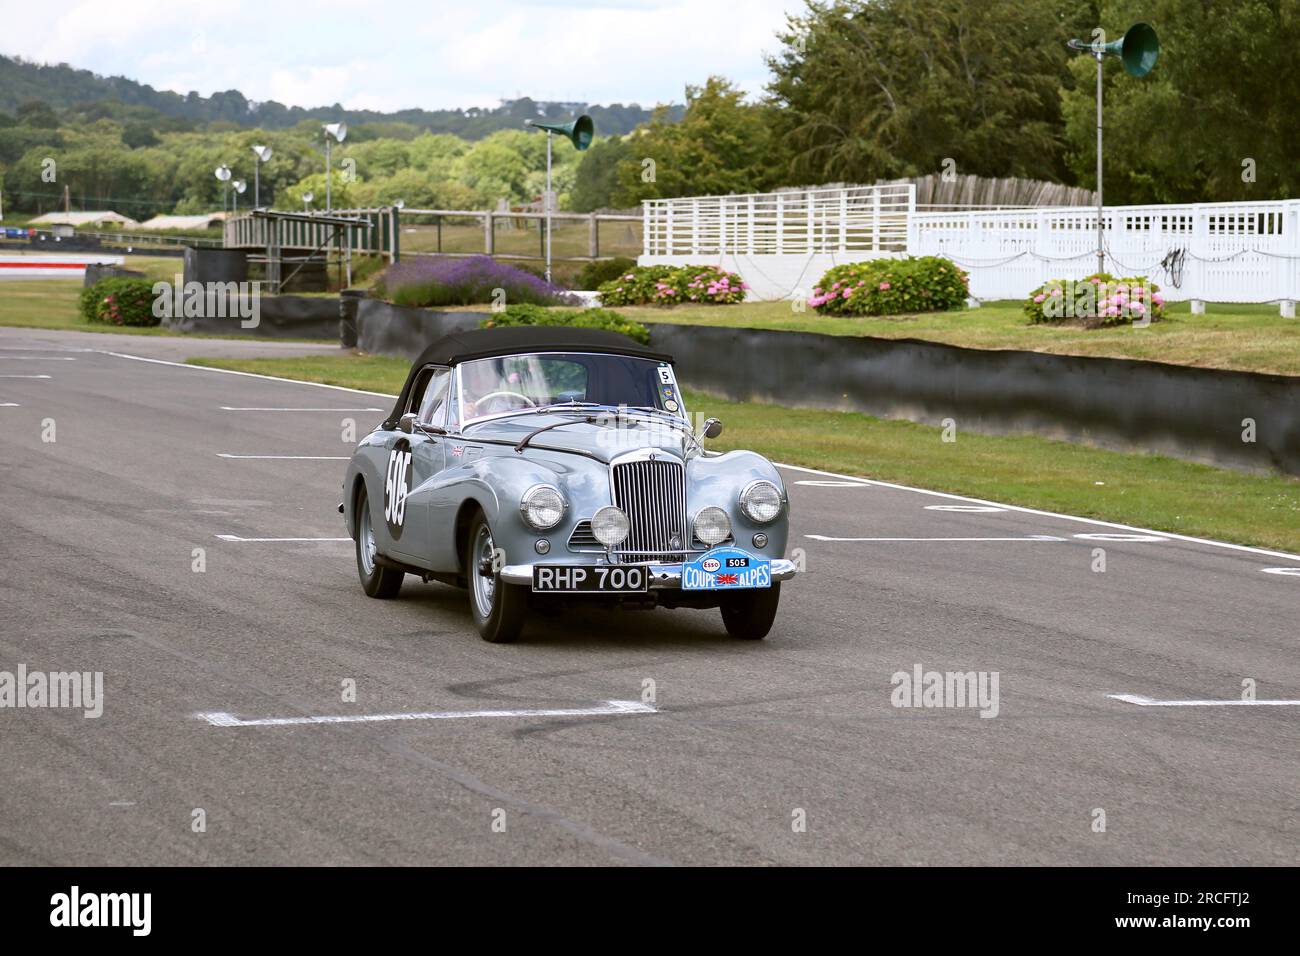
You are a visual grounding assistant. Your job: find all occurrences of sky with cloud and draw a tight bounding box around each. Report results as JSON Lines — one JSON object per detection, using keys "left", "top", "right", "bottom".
{"left": 0, "top": 0, "right": 807, "bottom": 111}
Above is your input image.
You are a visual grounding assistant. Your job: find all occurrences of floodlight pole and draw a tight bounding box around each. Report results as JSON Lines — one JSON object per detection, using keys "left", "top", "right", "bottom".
{"left": 1095, "top": 52, "right": 1105, "bottom": 276}
{"left": 545, "top": 130, "right": 553, "bottom": 284}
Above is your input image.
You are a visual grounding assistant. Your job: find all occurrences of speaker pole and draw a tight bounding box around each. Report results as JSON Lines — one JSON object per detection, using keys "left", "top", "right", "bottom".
{"left": 545, "top": 130, "right": 553, "bottom": 285}
{"left": 1095, "top": 49, "right": 1105, "bottom": 276}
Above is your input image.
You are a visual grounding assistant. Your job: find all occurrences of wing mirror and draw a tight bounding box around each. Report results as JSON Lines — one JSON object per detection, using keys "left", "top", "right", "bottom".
{"left": 398, "top": 413, "right": 418, "bottom": 434}
{"left": 699, "top": 417, "right": 723, "bottom": 440}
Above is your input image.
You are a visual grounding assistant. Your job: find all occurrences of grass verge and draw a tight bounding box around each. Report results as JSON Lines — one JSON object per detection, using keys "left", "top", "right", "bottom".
{"left": 618, "top": 300, "right": 1300, "bottom": 377}
{"left": 186, "top": 352, "right": 1300, "bottom": 554}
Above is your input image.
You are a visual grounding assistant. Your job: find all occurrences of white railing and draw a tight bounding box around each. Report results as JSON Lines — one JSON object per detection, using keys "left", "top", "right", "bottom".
{"left": 640, "top": 189, "right": 1300, "bottom": 304}
{"left": 643, "top": 184, "right": 915, "bottom": 257}
{"left": 912, "top": 199, "right": 1300, "bottom": 302}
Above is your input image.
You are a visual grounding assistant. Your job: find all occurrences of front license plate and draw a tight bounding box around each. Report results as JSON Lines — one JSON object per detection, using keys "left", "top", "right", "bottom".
{"left": 682, "top": 546, "right": 771, "bottom": 591}
{"left": 532, "top": 565, "right": 647, "bottom": 593}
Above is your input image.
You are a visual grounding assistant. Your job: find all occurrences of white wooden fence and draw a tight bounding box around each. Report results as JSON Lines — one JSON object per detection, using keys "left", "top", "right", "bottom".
{"left": 640, "top": 188, "right": 1300, "bottom": 306}
{"left": 912, "top": 200, "right": 1300, "bottom": 304}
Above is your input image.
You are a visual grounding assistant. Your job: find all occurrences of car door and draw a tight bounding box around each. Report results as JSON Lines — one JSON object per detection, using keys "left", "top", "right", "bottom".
{"left": 386, "top": 366, "right": 451, "bottom": 564}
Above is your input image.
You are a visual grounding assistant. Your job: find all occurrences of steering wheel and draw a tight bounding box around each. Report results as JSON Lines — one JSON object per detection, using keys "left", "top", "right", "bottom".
{"left": 470, "top": 389, "right": 537, "bottom": 415}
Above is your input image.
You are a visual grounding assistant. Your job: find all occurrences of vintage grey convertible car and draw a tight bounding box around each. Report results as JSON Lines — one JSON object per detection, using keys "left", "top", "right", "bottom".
{"left": 341, "top": 327, "right": 795, "bottom": 643}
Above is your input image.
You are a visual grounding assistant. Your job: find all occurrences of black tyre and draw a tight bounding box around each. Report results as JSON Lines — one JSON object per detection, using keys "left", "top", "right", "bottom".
{"left": 720, "top": 582, "right": 781, "bottom": 640}
{"left": 467, "top": 511, "right": 527, "bottom": 643}
{"left": 355, "top": 485, "right": 403, "bottom": 599}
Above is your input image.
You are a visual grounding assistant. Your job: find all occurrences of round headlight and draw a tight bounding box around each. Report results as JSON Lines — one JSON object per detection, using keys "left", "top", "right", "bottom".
{"left": 590, "top": 506, "right": 630, "bottom": 547}
{"left": 739, "top": 479, "right": 782, "bottom": 523}
{"left": 693, "top": 506, "right": 732, "bottom": 546}
{"left": 520, "top": 484, "right": 565, "bottom": 530}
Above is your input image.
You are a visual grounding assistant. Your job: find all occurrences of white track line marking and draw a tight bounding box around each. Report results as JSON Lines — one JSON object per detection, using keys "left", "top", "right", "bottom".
{"left": 807, "top": 534, "right": 1065, "bottom": 543}
{"left": 1109, "top": 694, "right": 1300, "bottom": 707}
{"left": 217, "top": 454, "right": 349, "bottom": 460}
{"left": 1074, "top": 532, "right": 1168, "bottom": 542}
{"left": 776, "top": 462, "right": 1300, "bottom": 564}
{"left": 794, "top": 479, "right": 868, "bottom": 487}
{"left": 97, "top": 351, "right": 1300, "bottom": 565}
{"left": 925, "top": 504, "right": 1006, "bottom": 513}
{"left": 215, "top": 534, "right": 350, "bottom": 542}
{"left": 196, "top": 699, "right": 657, "bottom": 727}
{"left": 219, "top": 406, "right": 383, "bottom": 412}
{"left": 0, "top": 403, "right": 19, "bottom": 407}
{"left": 1261, "top": 567, "right": 1300, "bottom": 576}
{"left": 0, "top": 374, "right": 50, "bottom": 379}
{"left": 103, "top": 351, "right": 394, "bottom": 398}
{"left": 0, "top": 355, "right": 76, "bottom": 360}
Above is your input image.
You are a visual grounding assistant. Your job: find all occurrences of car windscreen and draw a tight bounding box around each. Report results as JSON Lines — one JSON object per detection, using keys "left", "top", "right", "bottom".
{"left": 458, "top": 352, "right": 679, "bottom": 422}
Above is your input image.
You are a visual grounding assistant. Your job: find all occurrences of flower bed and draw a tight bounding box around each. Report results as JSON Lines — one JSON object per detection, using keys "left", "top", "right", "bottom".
{"left": 1025, "top": 273, "right": 1167, "bottom": 327}
{"left": 376, "top": 255, "right": 576, "bottom": 308}
{"left": 598, "top": 264, "right": 747, "bottom": 307}
{"left": 808, "top": 257, "right": 968, "bottom": 316}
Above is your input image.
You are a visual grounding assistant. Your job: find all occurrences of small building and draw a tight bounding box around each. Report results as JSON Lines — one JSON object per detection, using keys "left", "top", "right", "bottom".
{"left": 28, "top": 211, "right": 141, "bottom": 229}
{"left": 137, "top": 213, "right": 228, "bottom": 231}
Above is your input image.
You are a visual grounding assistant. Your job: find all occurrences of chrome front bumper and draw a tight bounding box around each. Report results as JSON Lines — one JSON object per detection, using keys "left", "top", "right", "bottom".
{"left": 500, "top": 559, "right": 799, "bottom": 589}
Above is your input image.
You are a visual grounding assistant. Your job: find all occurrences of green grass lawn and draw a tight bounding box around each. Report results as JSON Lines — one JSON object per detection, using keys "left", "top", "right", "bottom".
{"left": 619, "top": 300, "right": 1300, "bottom": 377}
{"left": 185, "top": 352, "right": 1300, "bottom": 554}
{"left": 0, "top": 255, "right": 188, "bottom": 335}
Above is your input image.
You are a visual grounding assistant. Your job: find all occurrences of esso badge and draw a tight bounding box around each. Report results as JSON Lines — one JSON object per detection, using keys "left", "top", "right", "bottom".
{"left": 701, "top": 558, "right": 721, "bottom": 573}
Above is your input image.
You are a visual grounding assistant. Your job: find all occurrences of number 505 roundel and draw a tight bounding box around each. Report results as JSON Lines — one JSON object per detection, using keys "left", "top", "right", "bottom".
{"left": 384, "top": 442, "right": 412, "bottom": 539}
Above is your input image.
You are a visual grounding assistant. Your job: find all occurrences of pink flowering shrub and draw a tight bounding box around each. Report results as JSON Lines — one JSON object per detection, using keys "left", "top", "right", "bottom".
{"left": 1024, "top": 272, "right": 1167, "bottom": 327}
{"left": 598, "top": 264, "right": 747, "bottom": 307}
{"left": 80, "top": 278, "right": 159, "bottom": 327}
{"left": 808, "top": 257, "right": 968, "bottom": 316}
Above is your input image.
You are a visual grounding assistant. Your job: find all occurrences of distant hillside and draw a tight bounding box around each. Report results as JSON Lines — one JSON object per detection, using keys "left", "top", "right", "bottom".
{"left": 0, "top": 55, "right": 680, "bottom": 138}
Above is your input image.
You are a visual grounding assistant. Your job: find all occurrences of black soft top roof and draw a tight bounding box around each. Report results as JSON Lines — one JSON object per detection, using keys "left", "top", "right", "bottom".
{"left": 386, "top": 326, "right": 673, "bottom": 426}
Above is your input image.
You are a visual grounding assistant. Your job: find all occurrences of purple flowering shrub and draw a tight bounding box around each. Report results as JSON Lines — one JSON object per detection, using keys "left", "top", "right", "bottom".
{"left": 598, "top": 264, "right": 748, "bottom": 307}
{"left": 1024, "top": 273, "right": 1167, "bottom": 327}
{"left": 809, "top": 257, "right": 968, "bottom": 316}
{"left": 376, "top": 255, "right": 577, "bottom": 308}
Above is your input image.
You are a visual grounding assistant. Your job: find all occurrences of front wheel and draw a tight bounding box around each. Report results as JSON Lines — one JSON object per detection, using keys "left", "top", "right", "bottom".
{"left": 467, "top": 512, "right": 527, "bottom": 643}
{"left": 720, "top": 582, "right": 781, "bottom": 640}
{"left": 355, "top": 485, "right": 403, "bottom": 599}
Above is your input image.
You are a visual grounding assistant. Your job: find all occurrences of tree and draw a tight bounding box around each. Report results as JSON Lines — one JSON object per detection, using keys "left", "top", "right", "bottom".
{"left": 16, "top": 99, "right": 59, "bottom": 129}
{"left": 569, "top": 136, "right": 633, "bottom": 211}
{"left": 122, "top": 122, "right": 159, "bottom": 149}
{"left": 767, "top": 0, "right": 1076, "bottom": 185}
{"left": 613, "top": 77, "right": 782, "bottom": 204}
{"left": 1062, "top": 0, "right": 1300, "bottom": 203}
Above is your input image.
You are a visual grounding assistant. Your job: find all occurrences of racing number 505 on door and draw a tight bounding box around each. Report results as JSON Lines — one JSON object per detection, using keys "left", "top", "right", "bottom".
{"left": 385, "top": 448, "right": 411, "bottom": 526}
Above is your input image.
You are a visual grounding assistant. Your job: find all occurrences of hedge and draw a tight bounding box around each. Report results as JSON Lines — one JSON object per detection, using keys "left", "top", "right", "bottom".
{"left": 480, "top": 303, "right": 651, "bottom": 345}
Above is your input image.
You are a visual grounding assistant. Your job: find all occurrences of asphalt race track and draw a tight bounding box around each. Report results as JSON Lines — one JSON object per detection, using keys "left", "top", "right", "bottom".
{"left": 1, "top": 329, "right": 1296, "bottom": 866}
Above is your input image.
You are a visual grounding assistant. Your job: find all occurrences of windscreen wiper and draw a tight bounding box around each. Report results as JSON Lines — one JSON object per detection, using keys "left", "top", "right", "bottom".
{"left": 513, "top": 415, "right": 600, "bottom": 453}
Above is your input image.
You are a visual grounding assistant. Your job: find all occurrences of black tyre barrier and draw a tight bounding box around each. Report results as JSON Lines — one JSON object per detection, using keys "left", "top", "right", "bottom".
{"left": 354, "top": 299, "right": 485, "bottom": 357}
{"left": 159, "top": 293, "right": 341, "bottom": 339}
{"left": 647, "top": 324, "right": 1300, "bottom": 476}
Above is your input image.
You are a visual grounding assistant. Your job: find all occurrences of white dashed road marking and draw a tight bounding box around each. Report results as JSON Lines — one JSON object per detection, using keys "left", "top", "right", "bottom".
{"left": 0, "top": 374, "right": 50, "bottom": 379}
{"left": 1073, "top": 533, "right": 1168, "bottom": 542}
{"left": 196, "top": 699, "right": 658, "bottom": 727}
{"left": 793, "top": 479, "right": 869, "bottom": 487}
{"left": 0, "top": 356, "right": 76, "bottom": 360}
{"left": 217, "top": 454, "right": 349, "bottom": 460}
{"left": 806, "top": 534, "right": 1066, "bottom": 543}
{"left": 1261, "top": 567, "right": 1300, "bottom": 577}
{"left": 219, "top": 406, "right": 384, "bottom": 412}
{"left": 924, "top": 504, "right": 1006, "bottom": 513}
{"left": 215, "top": 535, "right": 350, "bottom": 542}
{"left": 1109, "top": 694, "right": 1300, "bottom": 707}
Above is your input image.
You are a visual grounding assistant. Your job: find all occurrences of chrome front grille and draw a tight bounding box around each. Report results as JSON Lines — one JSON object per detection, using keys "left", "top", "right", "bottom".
{"left": 568, "top": 521, "right": 599, "bottom": 549}
{"left": 611, "top": 458, "right": 687, "bottom": 562}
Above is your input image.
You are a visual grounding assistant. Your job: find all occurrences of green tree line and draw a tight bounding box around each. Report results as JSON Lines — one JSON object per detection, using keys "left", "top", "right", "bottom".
{"left": 2, "top": 0, "right": 1294, "bottom": 219}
